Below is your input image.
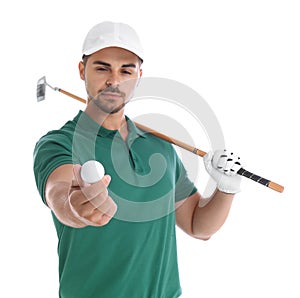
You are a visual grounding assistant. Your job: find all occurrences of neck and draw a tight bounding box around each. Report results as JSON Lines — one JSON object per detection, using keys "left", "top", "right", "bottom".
{"left": 84, "top": 102, "right": 128, "bottom": 139}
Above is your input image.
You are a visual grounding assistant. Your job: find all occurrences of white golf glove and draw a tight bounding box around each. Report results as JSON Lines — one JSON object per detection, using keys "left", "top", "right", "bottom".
{"left": 203, "top": 149, "right": 243, "bottom": 194}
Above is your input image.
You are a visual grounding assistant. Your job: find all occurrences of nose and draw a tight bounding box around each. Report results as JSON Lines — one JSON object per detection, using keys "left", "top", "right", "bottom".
{"left": 105, "top": 73, "right": 120, "bottom": 87}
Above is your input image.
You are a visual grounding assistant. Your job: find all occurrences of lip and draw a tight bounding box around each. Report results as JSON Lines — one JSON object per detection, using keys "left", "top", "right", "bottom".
{"left": 100, "top": 92, "right": 123, "bottom": 100}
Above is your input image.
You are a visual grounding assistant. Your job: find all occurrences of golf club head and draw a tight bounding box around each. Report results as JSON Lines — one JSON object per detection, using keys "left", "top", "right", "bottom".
{"left": 37, "top": 76, "right": 47, "bottom": 102}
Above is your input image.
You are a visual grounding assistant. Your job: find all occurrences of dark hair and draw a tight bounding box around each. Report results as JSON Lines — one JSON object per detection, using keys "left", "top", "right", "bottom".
{"left": 82, "top": 55, "right": 90, "bottom": 66}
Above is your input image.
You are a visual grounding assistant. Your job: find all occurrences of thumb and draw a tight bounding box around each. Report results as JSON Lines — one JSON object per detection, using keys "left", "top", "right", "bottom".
{"left": 73, "top": 164, "right": 89, "bottom": 187}
{"left": 203, "top": 151, "right": 213, "bottom": 170}
{"left": 101, "top": 175, "right": 111, "bottom": 187}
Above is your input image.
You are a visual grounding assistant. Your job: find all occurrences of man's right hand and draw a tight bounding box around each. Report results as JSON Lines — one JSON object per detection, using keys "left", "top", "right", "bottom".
{"left": 69, "top": 164, "right": 118, "bottom": 227}
{"left": 45, "top": 164, "right": 117, "bottom": 228}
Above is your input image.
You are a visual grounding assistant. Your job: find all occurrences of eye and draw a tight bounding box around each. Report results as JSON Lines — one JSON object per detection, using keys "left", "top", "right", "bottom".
{"left": 121, "top": 70, "right": 132, "bottom": 75}
{"left": 96, "top": 67, "right": 108, "bottom": 72}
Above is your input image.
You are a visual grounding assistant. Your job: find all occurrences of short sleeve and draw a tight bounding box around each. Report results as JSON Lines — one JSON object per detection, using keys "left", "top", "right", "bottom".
{"left": 33, "top": 131, "right": 73, "bottom": 205}
{"left": 174, "top": 150, "right": 198, "bottom": 202}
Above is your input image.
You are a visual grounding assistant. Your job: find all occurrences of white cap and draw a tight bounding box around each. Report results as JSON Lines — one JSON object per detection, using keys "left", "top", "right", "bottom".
{"left": 82, "top": 21, "right": 144, "bottom": 61}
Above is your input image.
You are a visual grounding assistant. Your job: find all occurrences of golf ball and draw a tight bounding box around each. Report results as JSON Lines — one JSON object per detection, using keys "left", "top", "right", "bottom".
{"left": 81, "top": 160, "right": 105, "bottom": 184}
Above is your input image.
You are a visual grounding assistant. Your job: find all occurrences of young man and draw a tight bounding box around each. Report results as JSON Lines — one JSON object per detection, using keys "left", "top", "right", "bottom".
{"left": 34, "top": 21, "right": 243, "bottom": 298}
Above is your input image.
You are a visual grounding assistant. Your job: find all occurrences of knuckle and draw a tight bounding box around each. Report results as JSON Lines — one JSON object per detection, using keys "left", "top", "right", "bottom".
{"left": 98, "top": 216, "right": 111, "bottom": 226}
{"left": 76, "top": 207, "right": 90, "bottom": 219}
{"left": 69, "top": 187, "right": 116, "bottom": 227}
{"left": 97, "top": 189, "right": 110, "bottom": 205}
{"left": 111, "top": 199, "right": 118, "bottom": 212}
{"left": 69, "top": 190, "right": 81, "bottom": 208}
{"left": 87, "top": 182, "right": 109, "bottom": 200}
{"left": 89, "top": 213, "right": 111, "bottom": 226}
{"left": 101, "top": 187, "right": 109, "bottom": 198}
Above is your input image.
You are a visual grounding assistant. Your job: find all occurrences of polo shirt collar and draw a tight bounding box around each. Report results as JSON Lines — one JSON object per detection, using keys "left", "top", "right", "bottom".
{"left": 126, "top": 116, "right": 146, "bottom": 139}
{"left": 74, "top": 110, "right": 146, "bottom": 139}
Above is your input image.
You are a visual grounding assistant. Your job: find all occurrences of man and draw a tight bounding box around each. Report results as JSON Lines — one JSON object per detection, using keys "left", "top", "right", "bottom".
{"left": 34, "top": 21, "right": 243, "bottom": 298}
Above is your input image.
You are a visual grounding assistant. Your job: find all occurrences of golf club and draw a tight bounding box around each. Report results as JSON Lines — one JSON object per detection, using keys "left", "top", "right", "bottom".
{"left": 36, "top": 76, "right": 284, "bottom": 193}
{"left": 37, "top": 76, "right": 86, "bottom": 104}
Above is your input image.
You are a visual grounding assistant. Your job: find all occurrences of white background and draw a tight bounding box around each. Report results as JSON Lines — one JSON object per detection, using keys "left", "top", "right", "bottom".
{"left": 1, "top": 0, "right": 299, "bottom": 297}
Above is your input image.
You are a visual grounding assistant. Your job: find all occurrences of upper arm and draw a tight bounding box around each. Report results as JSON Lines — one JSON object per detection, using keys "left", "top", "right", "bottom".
{"left": 175, "top": 191, "right": 201, "bottom": 238}
{"left": 33, "top": 131, "right": 74, "bottom": 205}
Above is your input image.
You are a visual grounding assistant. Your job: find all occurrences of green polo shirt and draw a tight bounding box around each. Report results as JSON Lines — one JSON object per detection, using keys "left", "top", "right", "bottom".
{"left": 33, "top": 110, "right": 197, "bottom": 298}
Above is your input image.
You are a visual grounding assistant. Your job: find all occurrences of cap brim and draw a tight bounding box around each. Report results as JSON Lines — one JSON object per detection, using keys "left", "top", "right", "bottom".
{"left": 83, "top": 43, "right": 143, "bottom": 61}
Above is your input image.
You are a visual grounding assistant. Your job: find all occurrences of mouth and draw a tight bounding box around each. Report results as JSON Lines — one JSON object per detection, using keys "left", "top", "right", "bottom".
{"left": 99, "top": 85, "right": 125, "bottom": 97}
{"left": 100, "top": 92, "right": 123, "bottom": 101}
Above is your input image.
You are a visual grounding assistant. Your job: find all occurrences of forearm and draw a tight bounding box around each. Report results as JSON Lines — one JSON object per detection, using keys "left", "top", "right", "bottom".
{"left": 176, "top": 149, "right": 242, "bottom": 239}
{"left": 192, "top": 190, "right": 234, "bottom": 239}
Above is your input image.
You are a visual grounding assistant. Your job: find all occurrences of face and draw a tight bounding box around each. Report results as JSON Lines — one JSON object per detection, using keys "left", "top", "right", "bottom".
{"left": 79, "top": 47, "right": 142, "bottom": 114}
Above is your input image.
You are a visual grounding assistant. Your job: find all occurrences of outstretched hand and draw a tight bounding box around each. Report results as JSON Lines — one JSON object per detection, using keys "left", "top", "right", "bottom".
{"left": 68, "top": 164, "right": 118, "bottom": 227}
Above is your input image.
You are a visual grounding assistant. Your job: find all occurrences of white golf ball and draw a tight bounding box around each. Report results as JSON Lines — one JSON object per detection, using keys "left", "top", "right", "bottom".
{"left": 81, "top": 160, "right": 105, "bottom": 184}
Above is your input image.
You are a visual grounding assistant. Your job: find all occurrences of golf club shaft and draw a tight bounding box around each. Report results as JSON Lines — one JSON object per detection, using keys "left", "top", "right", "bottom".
{"left": 59, "top": 89, "right": 87, "bottom": 104}
{"left": 134, "top": 122, "right": 207, "bottom": 156}
{"left": 54, "top": 88, "right": 284, "bottom": 193}
{"left": 134, "top": 123, "right": 284, "bottom": 193}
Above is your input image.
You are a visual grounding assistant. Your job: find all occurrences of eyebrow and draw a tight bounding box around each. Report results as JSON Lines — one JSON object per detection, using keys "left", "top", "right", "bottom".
{"left": 93, "top": 61, "right": 137, "bottom": 68}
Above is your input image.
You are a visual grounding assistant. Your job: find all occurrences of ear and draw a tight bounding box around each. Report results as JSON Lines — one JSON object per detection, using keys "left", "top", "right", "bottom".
{"left": 78, "top": 61, "right": 85, "bottom": 80}
{"left": 135, "top": 69, "right": 143, "bottom": 87}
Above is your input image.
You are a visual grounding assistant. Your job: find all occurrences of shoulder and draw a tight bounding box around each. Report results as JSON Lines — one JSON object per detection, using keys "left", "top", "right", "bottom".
{"left": 33, "top": 116, "right": 79, "bottom": 161}
{"left": 34, "top": 112, "right": 82, "bottom": 148}
{"left": 34, "top": 125, "right": 73, "bottom": 150}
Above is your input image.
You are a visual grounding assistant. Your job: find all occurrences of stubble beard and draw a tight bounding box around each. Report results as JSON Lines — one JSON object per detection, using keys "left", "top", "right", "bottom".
{"left": 89, "top": 86, "right": 127, "bottom": 114}
{"left": 92, "top": 97, "right": 126, "bottom": 114}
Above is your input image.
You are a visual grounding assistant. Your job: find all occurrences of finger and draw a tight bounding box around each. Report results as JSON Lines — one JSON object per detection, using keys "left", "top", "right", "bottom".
{"left": 90, "top": 202, "right": 118, "bottom": 225}
{"left": 88, "top": 212, "right": 115, "bottom": 226}
{"left": 230, "top": 162, "right": 242, "bottom": 175}
{"left": 77, "top": 185, "right": 106, "bottom": 206}
{"left": 203, "top": 151, "right": 213, "bottom": 171}
{"left": 79, "top": 175, "right": 111, "bottom": 200}
{"left": 92, "top": 196, "right": 117, "bottom": 216}
{"left": 222, "top": 153, "right": 242, "bottom": 175}
{"left": 73, "top": 165, "right": 108, "bottom": 201}
{"left": 71, "top": 179, "right": 80, "bottom": 187}
{"left": 216, "top": 156, "right": 227, "bottom": 170}
{"left": 73, "top": 164, "right": 112, "bottom": 207}
{"left": 78, "top": 197, "right": 117, "bottom": 226}
{"left": 213, "top": 150, "right": 227, "bottom": 169}
{"left": 101, "top": 175, "right": 111, "bottom": 187}
{"left": 69, "top": 191, "right": 113, "bottom": 224}
{"left": 89, "top": 176, "right": 112, "bottom": 207}
{"left": 73, "top": 164, "right": 89, "bottom": 187}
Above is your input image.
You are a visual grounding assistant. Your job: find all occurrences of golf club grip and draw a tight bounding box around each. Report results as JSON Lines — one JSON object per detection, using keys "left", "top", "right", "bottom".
{"left": 134, "top": 122, "right": 284, "bottom": 193}
{"left": 59, "top": 89, "right": 87, "bottom": 104}
{"left": 237, "top": 168, "right": 284, "bottom": 193}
